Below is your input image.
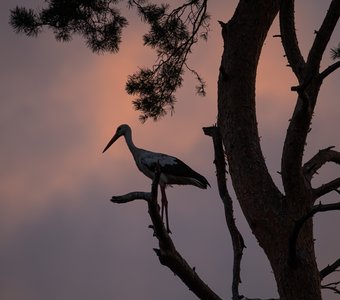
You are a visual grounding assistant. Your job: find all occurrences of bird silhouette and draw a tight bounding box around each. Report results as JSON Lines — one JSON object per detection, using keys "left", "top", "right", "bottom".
{"left": 103, "top": 124, "right": 210, "bottom": 232}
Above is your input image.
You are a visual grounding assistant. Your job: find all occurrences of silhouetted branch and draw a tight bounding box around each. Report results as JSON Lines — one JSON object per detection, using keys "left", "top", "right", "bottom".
{"left": 279, "top": 0, "right": 305, "bottom": 80}
{"left": 331, "top": 43, "right": 340, "bottom": 60}
{"left": 203, "top": 125, "right": 245, "bottom": 300}
{"left": 282, "top": 1, "right": 339, "bottom": 204}
{"left": 320, "top": 258, "right": 340, "bottom": 279}
{"left": 306, "top": 0, "right": 340, "bottom": 72}
{"left": 111, "top": 191, "right": 151, "bottom": 203}
{"left": 289, "top": 202, "right": 340, "bottom": 266}
{"left": 10, "top": 1, "right": 128, "bottom": 53}
{"left": 303, "top": 146, "right": 340, "bottom": 182}
{"left": 321, "top": 281, "right": 340, "bottom": 294}
{"left": 313, "top": 177, "right": 340, "bottom": 199}
{"left": 126, "top": 0, "right": 210, "bottom": 121}
{"left": 111, "top": 164, "right": 222, "bottom": 300}
{"left": 318, "top": 61, "right": 340, "bottom": 82}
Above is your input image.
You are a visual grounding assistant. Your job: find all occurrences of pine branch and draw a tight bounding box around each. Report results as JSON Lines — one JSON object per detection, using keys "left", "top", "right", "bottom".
{"left": 9, "top": 1, "right": 128, "bottom": 53}
{"left": 126, "top": 0, "right": 209, "bottom": 121}
{"left": 330, "top": 43, "right": 340, "bottom": 60}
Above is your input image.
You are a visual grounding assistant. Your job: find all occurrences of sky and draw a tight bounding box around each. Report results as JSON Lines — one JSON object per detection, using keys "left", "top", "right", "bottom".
{"left": 0, "top": 1, "right": 339, "bottom": 299}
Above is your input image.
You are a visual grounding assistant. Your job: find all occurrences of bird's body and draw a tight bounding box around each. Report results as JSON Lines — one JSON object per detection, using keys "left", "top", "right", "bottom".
{"left": 103, "top": 124, "right": 210, "bottom": 232}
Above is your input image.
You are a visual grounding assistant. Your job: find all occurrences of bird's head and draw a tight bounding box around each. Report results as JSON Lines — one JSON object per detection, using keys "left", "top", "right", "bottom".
{"left": 102, "top": 124, "right": 131, "bottom": 153}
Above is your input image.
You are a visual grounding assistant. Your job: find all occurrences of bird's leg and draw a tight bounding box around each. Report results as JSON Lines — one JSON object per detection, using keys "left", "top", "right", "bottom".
{"left": 160, "top": 185, "right": 171, "bottom": 233}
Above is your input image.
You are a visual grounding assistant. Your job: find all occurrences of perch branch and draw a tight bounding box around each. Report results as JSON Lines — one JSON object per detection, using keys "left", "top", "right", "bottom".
{"left": 203, "top": 125, "right": 245, "bottom": 300}
{"left": 289, "top": 202, "right": 340, "bottom": 266}
{"left": 111, "top": 191, "right": 151, "bottom": 203}
{"left": 320, "top": 258, "right": 340, "bottom": 279}
{"left": 111, "top": 164, "right": 222, "bottom": 300}
{"left": 303, "top": 146, "right": 340, "bottom": 182}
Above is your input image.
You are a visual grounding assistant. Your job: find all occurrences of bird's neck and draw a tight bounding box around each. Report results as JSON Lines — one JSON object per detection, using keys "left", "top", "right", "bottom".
{"left": 124, "top": 131, "right": 139, "bottom": 155}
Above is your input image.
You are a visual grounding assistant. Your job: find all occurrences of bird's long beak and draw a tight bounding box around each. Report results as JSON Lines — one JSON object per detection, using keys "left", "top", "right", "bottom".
{"left": 102, "top": 133, "right": 120, "bottom": 153}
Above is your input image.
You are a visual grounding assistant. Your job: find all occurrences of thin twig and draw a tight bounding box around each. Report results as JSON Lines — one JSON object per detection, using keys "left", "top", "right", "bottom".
{"left": 321, "top": 281, "right": 340, "bottom": 294}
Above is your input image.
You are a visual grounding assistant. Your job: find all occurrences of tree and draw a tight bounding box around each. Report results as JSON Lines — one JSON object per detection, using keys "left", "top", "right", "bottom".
{"left": 10, "top": 0, "right": 340, "bottom": 299}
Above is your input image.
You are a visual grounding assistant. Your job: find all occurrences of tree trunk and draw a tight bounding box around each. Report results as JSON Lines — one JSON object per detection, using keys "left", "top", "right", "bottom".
{"left": 217, "top": 1, "right": 322, "bottom": 299}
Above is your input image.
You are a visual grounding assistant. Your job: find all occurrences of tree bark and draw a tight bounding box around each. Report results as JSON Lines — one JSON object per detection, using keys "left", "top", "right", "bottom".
{"left": 217, "top": 1, "right": 322, "bottom": 299}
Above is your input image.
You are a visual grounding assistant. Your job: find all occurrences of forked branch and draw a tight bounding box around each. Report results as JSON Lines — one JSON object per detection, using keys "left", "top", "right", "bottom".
{"left": 321, "top": 281, "right": 340, "bottom": 295}
{"left": 111, "top": 165, "right": 222, "bottom": 300}
{"left": 303, "top": 146, "right": 340, "bottom": 182}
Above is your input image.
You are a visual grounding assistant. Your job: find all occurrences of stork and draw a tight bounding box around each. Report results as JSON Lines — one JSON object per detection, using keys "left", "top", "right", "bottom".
{"left": 102, "top": 124, "right": 210, "bottom": 232}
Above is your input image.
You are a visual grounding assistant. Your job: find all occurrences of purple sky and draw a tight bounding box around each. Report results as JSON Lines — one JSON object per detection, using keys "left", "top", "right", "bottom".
{"left": 1, "top": 1, "right": 339, "bottom": 299}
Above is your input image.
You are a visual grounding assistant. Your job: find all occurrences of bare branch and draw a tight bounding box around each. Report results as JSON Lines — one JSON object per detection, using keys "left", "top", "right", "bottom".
{"left": 282, "top": 2, "right": 339, "bottom": 202}
{"left": 279, "top": 0, "right": 306, "bottom": 80}
{"left": 320, "top": 258, "right": 340, "bottom": 279}
{"left": 303, "top": 146, "right": 340, "bottom": 181}
{"left": 318, "top": 60, "right": 340, "bottom": 82}
{"left": 321, "top": 281, "right": 340, "bottom": 294}
{"left": 306, "top": 0, "right": 340, "bottom": 73}
{"left": 289, "top": 202, "right": 340, "bottom": 266}
{"left": 203, "top": 125, "right": 245, "bottom": 300}
{"left": 313, "top": 177, "right": 340, "bottom": 199}
{"left": 111, "top": 191, "right": 151, "bottom": 203}
{"left": 110, "top": 165, "right": 222, "bottom": 300}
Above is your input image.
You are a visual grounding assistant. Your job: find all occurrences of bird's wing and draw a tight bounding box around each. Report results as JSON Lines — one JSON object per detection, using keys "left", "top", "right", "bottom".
{"left": 139, "top": 151, "right": 177, "bottom": 172}
{"left": 140, "top": 151, "right": 210, "bottom": 188}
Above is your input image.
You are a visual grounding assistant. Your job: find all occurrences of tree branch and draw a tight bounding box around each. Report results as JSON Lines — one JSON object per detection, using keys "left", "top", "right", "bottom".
{"left": 289, "top": 202, "right": 340, "bottom": 266}
{"left": 279, "top": 0, "right": 306, "bottom": 80}
{"left": 111, "top": 165, "right": 222, "bottom": 300}
{"left": 318, "top": 60, "right": 340, "bottom": 82}
{"left": 203, "top": 125, "right": 245, "bottom": 300}
{"left": 320, "top": 258, "right": 340, "bottom": 279}
{"left": 111, "top": 191, "right": 151, "bottom": 203}
{"left": 303, "top": 146, "right": 340, "bottom": 182}
{"left": 306, "top": 0, "right": 340, "bottom": 73}
{"left": 281, "top": 1, "right": 339, "bottom": 202}
{"left": 313, "top": 177, "right": 340, "bottom": 199}
{"left": 321, "top": 281, "right": 340, "bottom": 294}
